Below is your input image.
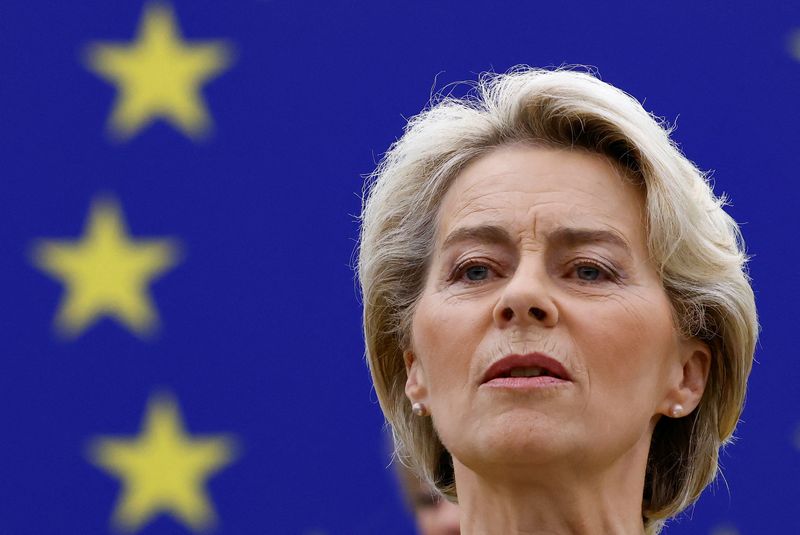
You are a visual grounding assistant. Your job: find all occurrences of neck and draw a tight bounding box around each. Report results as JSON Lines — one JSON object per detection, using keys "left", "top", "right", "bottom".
{"left": 453, "top": 438, "right": 650, "bottom": 535}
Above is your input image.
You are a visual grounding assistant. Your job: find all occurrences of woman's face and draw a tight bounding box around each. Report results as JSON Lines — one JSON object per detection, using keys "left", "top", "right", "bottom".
{"left": 406, "top": 144, "right": 709, "bottom": 476}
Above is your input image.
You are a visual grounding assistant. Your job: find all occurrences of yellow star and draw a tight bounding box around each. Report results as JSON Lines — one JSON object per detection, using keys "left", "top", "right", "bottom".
{"left": 85, "top": 2, "right": 233, "bottom": 140}
{"left": 89, "top": 393, "right": 238, "bottom": 532}
{"left": 31, "top": 197, "right": 180, "bottom": 338}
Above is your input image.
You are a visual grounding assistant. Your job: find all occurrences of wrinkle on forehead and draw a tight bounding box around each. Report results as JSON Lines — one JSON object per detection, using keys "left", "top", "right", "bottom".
{"left": 436, "top": 145, "right": 647, "bottom": 252}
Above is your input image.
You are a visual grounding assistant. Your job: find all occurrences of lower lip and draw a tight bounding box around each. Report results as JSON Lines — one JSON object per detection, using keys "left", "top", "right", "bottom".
{"left": 482, "top": 376, "right": 571, "bottom": 389}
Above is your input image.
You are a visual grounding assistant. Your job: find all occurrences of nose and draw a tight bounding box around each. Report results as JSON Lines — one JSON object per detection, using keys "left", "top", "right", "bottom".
{"left": 492, "top": 260, "right": 558, "bottom": 328}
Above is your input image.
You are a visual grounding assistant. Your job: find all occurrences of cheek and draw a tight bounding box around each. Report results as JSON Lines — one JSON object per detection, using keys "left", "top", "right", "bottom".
{"left": 568, "top": 288, "right": 677, "bottom": 399}
{"left": 416, "top": 510, "right": 437, "bottom": 531}
{"left": 411, "top": 292, "right": 486, "bottom": 395}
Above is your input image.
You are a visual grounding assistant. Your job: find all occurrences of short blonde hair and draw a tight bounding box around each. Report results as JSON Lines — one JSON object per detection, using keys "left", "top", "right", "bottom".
{"left": 357, "top": 66, "right": 757, "bottom": 533}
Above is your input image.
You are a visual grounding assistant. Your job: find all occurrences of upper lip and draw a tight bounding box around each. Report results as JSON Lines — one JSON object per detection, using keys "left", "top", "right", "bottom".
{"left": 481, "top": 352, "right": 573, "bottom": 383}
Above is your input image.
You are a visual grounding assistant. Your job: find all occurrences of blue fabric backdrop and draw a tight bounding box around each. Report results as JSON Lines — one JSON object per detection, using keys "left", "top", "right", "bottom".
{"left": 1, "top": 1, "right": 797, "bottom": 533}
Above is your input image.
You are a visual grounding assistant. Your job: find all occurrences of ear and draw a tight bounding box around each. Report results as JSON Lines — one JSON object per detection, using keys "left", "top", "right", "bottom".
{"left": 661, "top": 338, "right": 712, "bottom": 417}
{"left": 404, "top": 350, "right": 429, "bottom": 405}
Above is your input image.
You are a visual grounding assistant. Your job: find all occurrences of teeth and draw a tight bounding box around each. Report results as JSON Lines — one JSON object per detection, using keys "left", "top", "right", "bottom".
{"left": 509, "top": 367, "right": 546, "bottom": 378}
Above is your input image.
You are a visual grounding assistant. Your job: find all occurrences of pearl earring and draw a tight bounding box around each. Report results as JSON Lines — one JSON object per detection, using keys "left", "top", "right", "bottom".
{"left": 411, "top": 402, "right": 429, "bottom": 417}
{"left": 670, "top": 404, "right": 684, "bottom": 418}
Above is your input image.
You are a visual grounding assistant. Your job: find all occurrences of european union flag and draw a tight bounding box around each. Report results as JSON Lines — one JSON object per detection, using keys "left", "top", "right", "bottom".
{"left": 1, "top": 1, "right": 798, "bottom": 534}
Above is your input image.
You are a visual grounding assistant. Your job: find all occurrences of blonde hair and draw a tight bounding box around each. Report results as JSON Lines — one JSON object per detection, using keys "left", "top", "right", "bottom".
{"left": 357, "top": 66, "right": 757, "bottom": 533}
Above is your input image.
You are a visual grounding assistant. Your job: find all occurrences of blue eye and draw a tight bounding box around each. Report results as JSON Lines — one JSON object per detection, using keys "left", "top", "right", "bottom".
{"left": 449, "top": 259, "right": 499, "bottom": 285}
{"left": 576, "top": 265, "right": 601, "bottom": 281}
{"left": 465, "top": 265, "right": 490, "bottom": 281}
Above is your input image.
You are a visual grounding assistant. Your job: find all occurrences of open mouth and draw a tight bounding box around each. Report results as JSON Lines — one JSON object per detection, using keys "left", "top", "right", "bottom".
{"left": 482, "top": 353, "right": 572, "bottom": 385}
{"left": 499, "top": 366, "right": 564, "bottom": 379}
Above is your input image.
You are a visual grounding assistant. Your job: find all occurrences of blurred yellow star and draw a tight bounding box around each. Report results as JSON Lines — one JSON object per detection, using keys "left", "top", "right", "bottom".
{"left": 85, "top": 2, "right": 233, "bottom": 140}
{"left": 791, "top": 29, "right": 800, "bottom": 61}
{"left": 32, "top": 197, "right": 180, "bottom": 338}
{"left": 89, "top": 393, "right": 237, "bottom": 532}
{"left": 711, "top": 524, "right": 740, "bottom": 535}
{"left": 794, "top": 422, "right": 800, "bottom": 450}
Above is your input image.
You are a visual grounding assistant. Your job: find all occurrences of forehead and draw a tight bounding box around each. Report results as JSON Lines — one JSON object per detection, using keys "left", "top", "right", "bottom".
{"left": 437, "top": 144, "right": 646, "bottom": 245}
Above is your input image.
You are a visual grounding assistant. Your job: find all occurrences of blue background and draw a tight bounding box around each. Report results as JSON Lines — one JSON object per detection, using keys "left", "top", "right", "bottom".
{"left": 0, "top": 1, "right": 798, "bottom": 533}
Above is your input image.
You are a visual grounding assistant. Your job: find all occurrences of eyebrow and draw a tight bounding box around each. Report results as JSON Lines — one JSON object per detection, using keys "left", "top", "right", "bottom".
{"left": 441, "top": 224, "right": 515, "bottom": 251}
{"left": 548, "top": 227, "right": 632, "bottom": 255}
{"left": 441, "top": 224, "right": 633, "bottom": 257}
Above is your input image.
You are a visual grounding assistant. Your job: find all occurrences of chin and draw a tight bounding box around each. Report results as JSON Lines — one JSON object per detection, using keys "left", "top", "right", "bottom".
{"left": 446, "top": 411, "right": 578, "bottom": 470}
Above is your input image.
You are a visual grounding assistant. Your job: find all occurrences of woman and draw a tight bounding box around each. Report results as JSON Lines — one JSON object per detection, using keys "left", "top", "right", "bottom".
{"left": 357, "top": 67, "right": 757, "bottom": 534}
{"left": 394, "top": 458, "right": 461, "bottom": 535}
